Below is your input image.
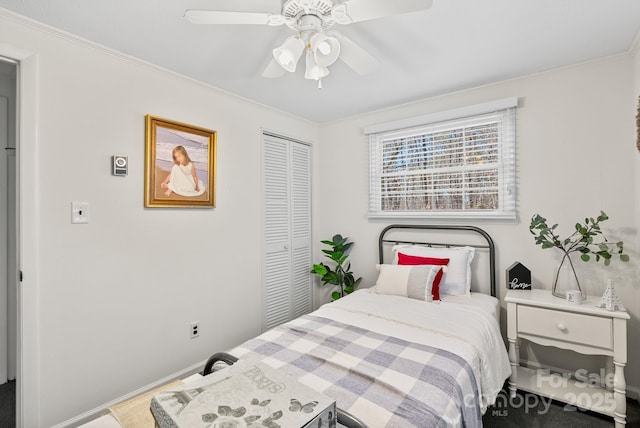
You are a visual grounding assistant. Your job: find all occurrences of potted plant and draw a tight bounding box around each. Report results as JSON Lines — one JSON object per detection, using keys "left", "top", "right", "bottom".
{"left": 530, "top": 211, "right": 629, "bottom": 299}
{"left": 311, "top": 234, "right": 362, "bottom": 301}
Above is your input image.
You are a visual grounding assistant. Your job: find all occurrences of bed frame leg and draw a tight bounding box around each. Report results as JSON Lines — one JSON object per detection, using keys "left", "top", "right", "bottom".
{"left": 337, "top": 408, "right": 368, "bottom": 428}
{"left": 202, "top": 352, "right": 239, "bottom": 376}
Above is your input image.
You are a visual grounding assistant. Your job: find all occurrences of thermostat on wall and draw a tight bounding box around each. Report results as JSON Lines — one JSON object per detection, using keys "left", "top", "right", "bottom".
{"left": 112, "top": 155, "right": 128, "bottom": 176}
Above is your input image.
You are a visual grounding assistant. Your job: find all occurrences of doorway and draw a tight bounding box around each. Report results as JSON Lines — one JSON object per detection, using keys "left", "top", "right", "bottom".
{"left": 0, "top": 44, "right": 39, "bottom": 428}
{"left": 0, "top": 57, "right": 17, "bottom": 426}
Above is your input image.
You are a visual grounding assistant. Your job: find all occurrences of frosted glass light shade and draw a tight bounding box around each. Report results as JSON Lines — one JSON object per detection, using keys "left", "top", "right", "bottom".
{"left": 305, "top": 50, "right": 330, "bottom": 80}
{"left": 310, "top": 33, "right": 341, "bottom": 67}
{"left": 273, "top": 36, "right": 305, "bottom": 72}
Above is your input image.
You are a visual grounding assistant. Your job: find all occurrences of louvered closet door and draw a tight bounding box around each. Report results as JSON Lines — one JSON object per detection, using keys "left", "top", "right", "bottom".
{"left": 289, "top": 143, "right": 312, "bottom": 319}
{"left": 262, "top": 133, "right": 312, "bottom": 331}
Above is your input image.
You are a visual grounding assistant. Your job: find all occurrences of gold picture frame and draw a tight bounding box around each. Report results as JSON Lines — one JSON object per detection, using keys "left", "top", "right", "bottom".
{"left": 145, "top": 115, "right": 217, "bottom": 208}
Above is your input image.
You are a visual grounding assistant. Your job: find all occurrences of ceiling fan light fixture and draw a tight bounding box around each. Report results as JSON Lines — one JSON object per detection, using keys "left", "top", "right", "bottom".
{"left": 305, "top": 50, "right": 330, "bottom": 81}
{"left": 318, "top": 41, "right": 331, "bottom": 55}
{"left": 331, "top": 4, "right": 352, "bottom": 24}
{"left": 298, "top": 0, "right": 314, "bottom": 10}
{"left": 187, "top": 0, "right": 435, "bottom": 83}
{"left": 310, "top": 33, "right": 341, "bottom": 67}
{"left": 273, "top": 35, "right": 305, "bottom": 72}
{"left": 267, "top": 15, "right": 287, "bottom": 26}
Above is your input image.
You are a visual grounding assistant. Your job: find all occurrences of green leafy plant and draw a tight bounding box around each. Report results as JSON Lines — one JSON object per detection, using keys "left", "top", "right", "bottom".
{"left": 311, "top": 234, "right": 362, "bottom": 301}
{"left": 530, "top": 211, "right": 629, "bottom": 295}
{"left": 530, "top": 211, "right": 629, "bottom": 265}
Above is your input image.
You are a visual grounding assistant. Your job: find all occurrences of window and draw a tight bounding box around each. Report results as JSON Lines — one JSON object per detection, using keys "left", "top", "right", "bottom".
{"left": 367, "top": 99, "right": 517, "bottom": 219}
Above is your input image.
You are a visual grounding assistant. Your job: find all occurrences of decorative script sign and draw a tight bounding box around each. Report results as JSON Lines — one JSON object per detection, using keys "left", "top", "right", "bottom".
{"left": 507, "top": 262, "right": 531, "bottom": 290}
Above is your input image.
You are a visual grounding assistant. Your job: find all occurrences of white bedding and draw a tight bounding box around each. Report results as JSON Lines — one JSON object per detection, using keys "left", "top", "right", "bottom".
{"left": 440, "top": 292, "right": 501, "bottom": 322}
{"left": 316, "top": 289, "right": 511, "bottom": 413}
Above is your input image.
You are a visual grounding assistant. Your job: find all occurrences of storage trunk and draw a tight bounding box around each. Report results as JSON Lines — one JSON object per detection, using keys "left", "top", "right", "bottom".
{"left": 151, "top": 360, "right": 337, "bottom": 428}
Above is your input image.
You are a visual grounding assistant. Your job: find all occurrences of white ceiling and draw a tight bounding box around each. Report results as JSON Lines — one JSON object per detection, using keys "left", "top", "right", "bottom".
{"left": 1, "top": 0, "right": 639, "bottom": 122}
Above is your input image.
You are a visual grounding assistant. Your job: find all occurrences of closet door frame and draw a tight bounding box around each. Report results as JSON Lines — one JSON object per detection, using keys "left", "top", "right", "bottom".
{"left": 260, "top": 129, "right": 313, "bottom": 332}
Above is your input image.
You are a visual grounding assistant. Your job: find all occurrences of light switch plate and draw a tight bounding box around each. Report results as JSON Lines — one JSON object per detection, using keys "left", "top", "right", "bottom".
{"left": 71, "top": 202, "right": 90, "bottom": 224}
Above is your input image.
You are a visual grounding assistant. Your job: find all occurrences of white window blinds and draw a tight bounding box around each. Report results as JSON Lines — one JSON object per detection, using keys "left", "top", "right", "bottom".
{"left": 368, "top": 101, "right": 517, "bottom": 219}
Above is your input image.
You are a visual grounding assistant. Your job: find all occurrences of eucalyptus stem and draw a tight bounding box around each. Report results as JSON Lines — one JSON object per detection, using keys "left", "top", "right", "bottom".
{"left": 552, "top": 252, "right": 566, "bottom": 287}
{"left": 530, "top": 211, "right": 629, "bottom": 268}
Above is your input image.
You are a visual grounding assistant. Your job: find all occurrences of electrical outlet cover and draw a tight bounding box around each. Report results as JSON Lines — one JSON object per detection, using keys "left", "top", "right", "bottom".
{"left": 190, "top": 321, "right": 200, "bottom": 339}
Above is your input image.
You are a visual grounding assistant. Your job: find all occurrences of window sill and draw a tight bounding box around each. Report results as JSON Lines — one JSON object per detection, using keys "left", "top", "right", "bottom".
{"left": 368, "top": 212, "right": 517, "bottom": 221}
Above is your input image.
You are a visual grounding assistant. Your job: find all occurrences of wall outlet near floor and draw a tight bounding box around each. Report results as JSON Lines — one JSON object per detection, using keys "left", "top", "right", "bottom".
{"left": 190, "top": 321, "right": 200, "bottom": 339}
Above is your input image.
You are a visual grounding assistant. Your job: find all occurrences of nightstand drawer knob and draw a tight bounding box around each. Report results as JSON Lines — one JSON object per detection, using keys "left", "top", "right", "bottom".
{"left": 557, "top": 323, "right": 568, "bottom": 333}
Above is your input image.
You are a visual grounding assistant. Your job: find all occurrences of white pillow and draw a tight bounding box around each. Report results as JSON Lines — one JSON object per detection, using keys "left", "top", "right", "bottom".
{"left": 373, "top": 264, "right": 440, "bottom": 302}
{"left": 392, "top": 245, "right": 475, "bottom": 296}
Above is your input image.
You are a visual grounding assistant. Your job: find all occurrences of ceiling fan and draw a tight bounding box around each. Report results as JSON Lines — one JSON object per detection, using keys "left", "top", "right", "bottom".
{"left": 184, "top": 0, "right": 434, "bottom": 87}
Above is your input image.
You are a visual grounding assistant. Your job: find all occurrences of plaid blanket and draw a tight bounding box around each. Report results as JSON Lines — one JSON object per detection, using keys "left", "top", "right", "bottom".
{"left": 231, "top": 315, "right": 481, "bottom": 428}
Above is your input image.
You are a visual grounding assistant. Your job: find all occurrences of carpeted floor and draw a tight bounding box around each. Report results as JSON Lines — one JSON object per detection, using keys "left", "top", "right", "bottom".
{"left": 483, "top": 389, "right": 640, "bottom": 428}
{"left": 0, "top": 380, "right": 16, "bottom": 428}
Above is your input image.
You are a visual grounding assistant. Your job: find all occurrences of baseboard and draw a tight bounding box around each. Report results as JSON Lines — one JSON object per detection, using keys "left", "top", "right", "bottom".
{"left": 520, "top": 358, "right": 640, "bottom": 401}
{"left": 51, "top": 359, "right": 207, "bottom": 428}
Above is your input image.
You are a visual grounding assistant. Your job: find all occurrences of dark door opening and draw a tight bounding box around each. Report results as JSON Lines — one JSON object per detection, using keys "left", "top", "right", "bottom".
{"left": 0, "top": 56, "right": 17, "bottom": 427}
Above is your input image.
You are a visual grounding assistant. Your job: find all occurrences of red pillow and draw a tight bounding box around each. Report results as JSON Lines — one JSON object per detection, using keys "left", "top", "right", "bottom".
{"left": 397, "top": 253, "right": 450, "bottom": 301}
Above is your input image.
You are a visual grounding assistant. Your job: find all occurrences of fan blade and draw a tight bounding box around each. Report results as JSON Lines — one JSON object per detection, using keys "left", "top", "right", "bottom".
{"left": 262, "top": 58, "right": 286, "bottom": 78}
{"left": 333, "top": 0, "right": 433, "bottom": 24}
{"left": 184, "top": 10, "right": 285, "bottom": 26}
{"left": 331, "top": 33, "right": 379, "bottom": 75}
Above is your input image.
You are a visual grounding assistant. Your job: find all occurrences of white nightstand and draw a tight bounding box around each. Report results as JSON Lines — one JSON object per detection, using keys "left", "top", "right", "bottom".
{"left": 505, "top": 289, "right": 629, "bottom": 427}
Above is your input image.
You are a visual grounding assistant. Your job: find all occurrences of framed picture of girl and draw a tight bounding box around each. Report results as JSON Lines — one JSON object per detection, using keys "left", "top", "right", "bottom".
{"left": 144, "top": 115, "right": 217, "bottom": 208}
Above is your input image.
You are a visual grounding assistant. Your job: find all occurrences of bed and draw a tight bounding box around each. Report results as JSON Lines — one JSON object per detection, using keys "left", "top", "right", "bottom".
{"left": 204, "top": 225, "right": 511, "bottom": 428}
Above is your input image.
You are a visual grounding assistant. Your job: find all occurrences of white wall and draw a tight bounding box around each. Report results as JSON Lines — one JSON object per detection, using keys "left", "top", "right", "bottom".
{"left": 0, "top": 12, "right": 319, "bottom": 426}
{"left": 318, "top": 54, "right": 640, "bottom": 394}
